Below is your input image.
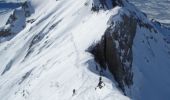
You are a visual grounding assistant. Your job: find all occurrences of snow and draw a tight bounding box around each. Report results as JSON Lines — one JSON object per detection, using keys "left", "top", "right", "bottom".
{"left": 130, "top": 25, "right": 170, "bottom": 100}
{"left": 0, "top": 10, "right": 13, "bottom": 27}
{"left": 0, "top": 1, "right": 23, "bottom": 22}
{"left": 129, "top": 0, "right": 170, "bottom": 24}
{"left": 0, "top": 0, "right": 170, "bottom": 100}
{"left": 0, "top": 0, "right": 129, "bottom": 100}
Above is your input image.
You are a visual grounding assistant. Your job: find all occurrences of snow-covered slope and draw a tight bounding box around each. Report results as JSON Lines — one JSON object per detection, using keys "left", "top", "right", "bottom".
{"left": 0, "top": 0, "right": 129, "bottom": 100}
{"left": 0, "top": 0, "right": 170, "bottom": 100}
{"left": 129, "top": 0, "right": 170, "bottom": 24}
{"left": 131, "top": 23, "right": 170, "bottom": 100}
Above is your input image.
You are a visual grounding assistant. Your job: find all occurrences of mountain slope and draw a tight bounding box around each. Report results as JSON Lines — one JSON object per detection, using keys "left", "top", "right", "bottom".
{"left": 0, "top": 0, "right": 129, "bottom": 100}
{"left": 0, "top": 0, "right": 170, "bottom": 100}
{"left": 89, "top": 1, "right": 170, "bottom": 100}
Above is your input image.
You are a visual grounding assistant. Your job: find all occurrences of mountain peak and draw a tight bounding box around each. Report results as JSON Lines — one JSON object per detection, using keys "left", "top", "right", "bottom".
{"left": 0, "top": 0, "right": 170, "bottom": 100}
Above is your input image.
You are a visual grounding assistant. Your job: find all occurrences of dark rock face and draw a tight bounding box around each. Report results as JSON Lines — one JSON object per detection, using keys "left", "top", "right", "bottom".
{"left": 0, "top": 29, "right": 11, "bottom": 37}
{"left": 91, "top": 0, "right": 123, "bottom": 11}
{"left": 89, "top": 14, "right": 137, "bottom": 93}
{"left": 89, "top": 0, "right": 158, "bottom": 94}
{"left": 91, "top": 0, "right": 129, "bottom": 12}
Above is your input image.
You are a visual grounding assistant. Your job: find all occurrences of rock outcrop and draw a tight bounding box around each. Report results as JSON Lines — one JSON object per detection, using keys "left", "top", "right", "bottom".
{"left": 89, "top": 0, "right": 160, "bottom": 94}
{"left": 0, "top": 1, "right": 34, "bottom": 42}
{"left": 89, "top": 13, "right": 137, "bottom": 93}
{"left": 91, "top": 0, "right": 124, "bottom": 11}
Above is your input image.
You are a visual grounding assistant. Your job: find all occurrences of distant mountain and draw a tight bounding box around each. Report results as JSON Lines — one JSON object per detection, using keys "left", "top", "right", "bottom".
{"left": 129, "top": 0, "right": 170, "bottom": 24}
{"left": 0, "top": 0, "right": 26, "bottom": 3}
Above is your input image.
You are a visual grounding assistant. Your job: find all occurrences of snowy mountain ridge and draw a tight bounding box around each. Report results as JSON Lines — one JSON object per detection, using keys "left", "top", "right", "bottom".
{"left": 0, "top": 0, "right": 170, "bottom": 100}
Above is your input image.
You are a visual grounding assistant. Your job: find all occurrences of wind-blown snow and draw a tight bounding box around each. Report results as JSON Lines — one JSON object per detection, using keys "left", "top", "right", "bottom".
{"left": 0, "top": 0, "right": 170, "bottom": 100}
{"left": 0, "top": 0, "right": 129, "bottom": 100}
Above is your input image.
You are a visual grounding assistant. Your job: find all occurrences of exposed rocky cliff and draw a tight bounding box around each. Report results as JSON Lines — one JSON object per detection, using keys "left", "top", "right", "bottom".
{"left": 91, "top": 0, "right": 124, "bottom": 11}
{"left": 89, "top": 14, "right": 136, "bottom": 93}
{"left": 89, "top": 0, "right": 158, "bottom": 94}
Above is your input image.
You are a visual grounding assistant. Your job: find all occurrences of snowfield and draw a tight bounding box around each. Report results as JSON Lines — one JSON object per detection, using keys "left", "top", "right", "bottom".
{"left": 0, "top": 0, "right": 170, "bottom": 100}
{"left": 0, "top": 0, "right": 129, "bottom": 100}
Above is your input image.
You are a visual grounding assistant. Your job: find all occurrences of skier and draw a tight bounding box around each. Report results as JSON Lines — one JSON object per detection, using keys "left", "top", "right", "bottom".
{"left": 72, "top": 89, "right": 76, "bottom": 96}
{"left": 95, "top": 76, "right": 105, "bottom": 90}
